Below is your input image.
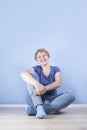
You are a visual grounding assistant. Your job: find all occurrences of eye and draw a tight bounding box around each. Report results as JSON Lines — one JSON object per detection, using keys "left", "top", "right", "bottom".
{"left": 42, "top": 54, "right": 46, "bottom": 57}
{"left": 37, "top": 56, "right": 41, "bottom": 59}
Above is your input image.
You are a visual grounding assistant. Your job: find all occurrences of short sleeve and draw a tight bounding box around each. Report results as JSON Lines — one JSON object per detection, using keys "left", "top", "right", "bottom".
{"left": 33, "top": 65, "right": 41, "bottom": 74}
{"left": 54, "top": 66, "right": 60, "bottom": 73}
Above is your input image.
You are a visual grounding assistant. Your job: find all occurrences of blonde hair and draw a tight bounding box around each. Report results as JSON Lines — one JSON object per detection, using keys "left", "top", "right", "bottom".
{"left": 34, "top": 48, "right": 50, "bottom": 60}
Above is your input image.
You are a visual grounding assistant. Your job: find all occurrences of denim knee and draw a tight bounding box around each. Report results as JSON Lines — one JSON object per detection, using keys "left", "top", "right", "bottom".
{"left": 30, "top": 72, "right": 39, "bottom": 81}
{"left": 65, "top": 90, "right": 76, "bottom": 102}
{"left": 26, "top": 72, "right": 39, "bottom": 95}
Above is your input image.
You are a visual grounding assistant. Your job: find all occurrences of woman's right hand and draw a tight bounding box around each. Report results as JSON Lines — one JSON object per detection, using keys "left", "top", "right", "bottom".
{"left": 34, "top": 83, "right": 46, "bottom": 95}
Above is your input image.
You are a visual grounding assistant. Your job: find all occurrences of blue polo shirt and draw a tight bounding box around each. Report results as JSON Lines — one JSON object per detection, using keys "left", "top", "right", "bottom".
{"left": 33, "top": 65, "right": 60, "bottom": 97}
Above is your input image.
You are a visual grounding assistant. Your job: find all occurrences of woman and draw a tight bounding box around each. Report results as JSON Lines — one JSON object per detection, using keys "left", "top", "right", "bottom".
{"left": 20, "top": 48, "right": 75, "bottom": 119}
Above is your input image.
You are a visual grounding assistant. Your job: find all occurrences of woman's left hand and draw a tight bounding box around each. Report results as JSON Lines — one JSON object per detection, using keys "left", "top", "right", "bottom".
{"left": 33, "top": 88, "right": 46, "bottom": 95}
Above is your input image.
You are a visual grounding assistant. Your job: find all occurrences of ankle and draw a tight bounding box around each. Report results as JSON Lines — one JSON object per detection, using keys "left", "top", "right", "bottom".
{"left": 37, "top": 105, "right": 44, "bottom": 110}
{"left": 36, "top": 105, "right": 46, "bottom": 119}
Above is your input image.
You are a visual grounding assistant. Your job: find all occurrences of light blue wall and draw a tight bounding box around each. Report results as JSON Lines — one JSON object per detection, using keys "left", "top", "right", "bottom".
{"left": 0, "top": 0, "right": 87, "bottom": 104}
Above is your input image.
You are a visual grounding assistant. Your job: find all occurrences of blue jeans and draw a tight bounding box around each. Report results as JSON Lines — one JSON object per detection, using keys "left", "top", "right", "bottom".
{"left": 26, "top": 72, "right": 75, "bottom": 113}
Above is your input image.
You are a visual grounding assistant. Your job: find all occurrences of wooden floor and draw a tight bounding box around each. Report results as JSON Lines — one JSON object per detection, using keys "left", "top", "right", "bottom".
{"left": 0, "top": 104, "right": 87, "bottom": 130}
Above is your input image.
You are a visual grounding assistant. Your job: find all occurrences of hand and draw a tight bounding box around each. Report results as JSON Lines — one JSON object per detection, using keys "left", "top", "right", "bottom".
{"left": 33, "top": 88, "right": 46, "bottom": 95}
{"left": 34, "top": 83, "right": 46, "bottom": 95}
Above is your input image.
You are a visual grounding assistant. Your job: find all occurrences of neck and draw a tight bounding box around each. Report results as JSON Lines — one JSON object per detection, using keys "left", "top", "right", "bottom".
{"left": 41, "top": 64, "right": 50, "bottom": 70}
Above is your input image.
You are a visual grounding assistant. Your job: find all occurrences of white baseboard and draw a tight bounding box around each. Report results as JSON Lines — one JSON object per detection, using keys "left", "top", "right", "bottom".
{"left": 0, "top": 104, "right": 27, "bottom": 107}
{"left": 0, "top": 104, "right": 87, "bottom": 108}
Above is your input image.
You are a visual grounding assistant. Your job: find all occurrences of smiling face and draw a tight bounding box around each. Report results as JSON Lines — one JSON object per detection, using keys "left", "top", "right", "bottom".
{"left": 34, "top": 49, "right": 50, "bottom": 67}
{"left": 36, "top": 52, "right": 49, "bottom": 66}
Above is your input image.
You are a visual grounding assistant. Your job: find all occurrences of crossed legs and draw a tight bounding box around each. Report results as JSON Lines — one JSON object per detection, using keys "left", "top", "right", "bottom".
{"left": 26, "top": 72, "right": 75, "bottom": 118}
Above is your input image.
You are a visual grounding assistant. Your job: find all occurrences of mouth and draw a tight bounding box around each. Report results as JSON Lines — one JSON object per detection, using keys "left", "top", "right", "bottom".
{"left": 41, "top": 59, "right": 46, "bottom": 63}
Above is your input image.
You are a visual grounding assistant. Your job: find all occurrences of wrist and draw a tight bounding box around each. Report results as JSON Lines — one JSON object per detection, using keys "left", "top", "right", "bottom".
{"left": 45, "top": 87, "right": 47, "bottom": 92}
{"left": 34, "top": 81, "right": 39, "bottom": 88}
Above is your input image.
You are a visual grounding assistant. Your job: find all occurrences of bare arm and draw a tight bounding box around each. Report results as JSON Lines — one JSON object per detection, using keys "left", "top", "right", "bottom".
{"left": 20, "top": 68, "right": 38, "bottom": 87}
{"left": 33, "top": 72, "right": 61, "bottom": 95}
{"left": 20, "top": 68, "right": 46, "bottom": 95}
{"left": 45, "top": 72, "right": 61, "bottom": 91}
